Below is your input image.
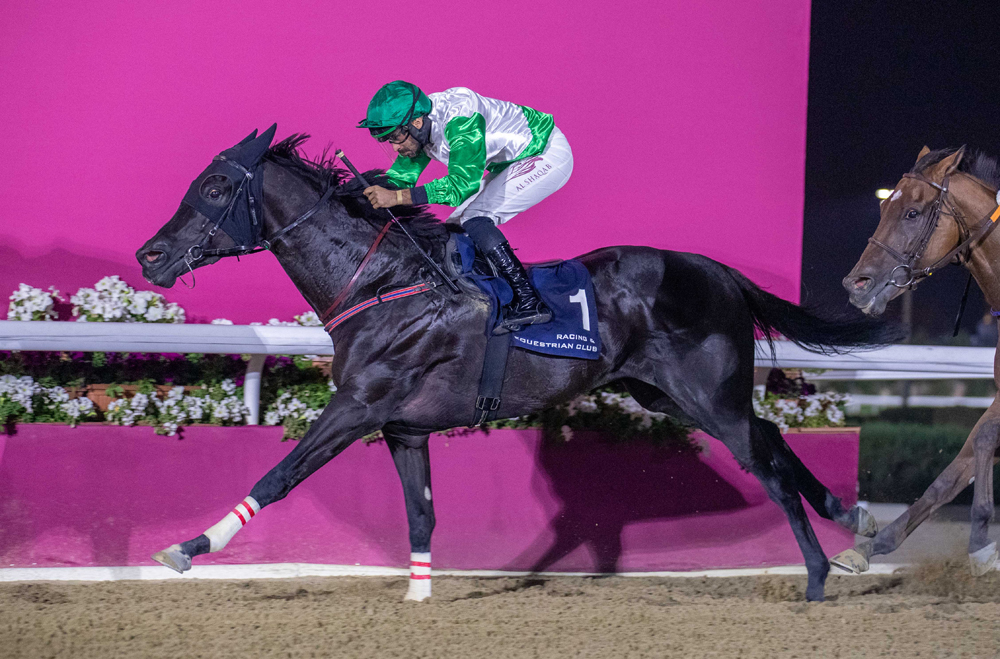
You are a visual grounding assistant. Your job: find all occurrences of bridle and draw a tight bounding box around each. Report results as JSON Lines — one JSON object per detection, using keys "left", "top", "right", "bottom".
{"left": 177, "top": 148, "right": 458, "bottom": 326}
{"left": 180, "top": 155, "right": 333, "bottom": 285}
{"left": 867, "top": 172, "right": 1000, "bottom": 289}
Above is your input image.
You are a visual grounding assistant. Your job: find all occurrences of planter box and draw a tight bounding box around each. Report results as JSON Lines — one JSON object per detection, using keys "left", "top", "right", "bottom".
{"left": 75, "top": 384, "right": 200, "bottom": 412}
{"left": 0, "top": 425, "right": 859, "bottom": 572}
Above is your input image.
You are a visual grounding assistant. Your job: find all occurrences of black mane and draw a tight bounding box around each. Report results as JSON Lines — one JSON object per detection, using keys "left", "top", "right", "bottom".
{"left": 912, "top": 147, "right": 1000, "bottom": 190}
{"left": 263, "top": 134, "right": 453, "bottom": 252}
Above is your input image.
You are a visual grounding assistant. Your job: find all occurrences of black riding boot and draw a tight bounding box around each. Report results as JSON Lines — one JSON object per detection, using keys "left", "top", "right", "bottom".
{"left": 463, "top": 216, "right": 552, "bottom": 334}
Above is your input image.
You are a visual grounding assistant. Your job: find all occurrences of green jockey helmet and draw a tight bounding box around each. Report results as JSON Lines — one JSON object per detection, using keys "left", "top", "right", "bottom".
{"left": 358, "top": 81, "right": 432, "bottom": 140}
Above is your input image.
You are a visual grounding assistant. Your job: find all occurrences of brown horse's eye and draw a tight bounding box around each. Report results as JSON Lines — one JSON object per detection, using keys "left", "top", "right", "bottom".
{"left": 208, "top": 188, "right": 222, "bottom": 199}
{"left": 905, "top": 209, "right": 919, "bottom": 220}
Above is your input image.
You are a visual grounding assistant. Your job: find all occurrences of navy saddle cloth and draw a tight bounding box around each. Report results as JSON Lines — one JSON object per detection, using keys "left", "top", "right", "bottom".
{"left": 449, "top": 234, "right": 601, "bottom": 360}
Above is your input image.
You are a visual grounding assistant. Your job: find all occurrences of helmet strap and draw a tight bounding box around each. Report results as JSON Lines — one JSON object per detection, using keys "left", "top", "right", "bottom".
{"left": 408, "top": 115, "right": 432, "bottom": 149}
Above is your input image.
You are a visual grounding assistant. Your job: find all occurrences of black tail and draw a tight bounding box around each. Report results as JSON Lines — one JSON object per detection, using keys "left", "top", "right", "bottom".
{"left": 727, "top": 268, "right": 904, "bottom": 356}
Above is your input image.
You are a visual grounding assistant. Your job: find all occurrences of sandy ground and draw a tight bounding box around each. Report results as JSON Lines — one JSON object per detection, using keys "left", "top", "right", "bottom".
{"left": 1, "top": 561, "right": 999, "bottom": 659}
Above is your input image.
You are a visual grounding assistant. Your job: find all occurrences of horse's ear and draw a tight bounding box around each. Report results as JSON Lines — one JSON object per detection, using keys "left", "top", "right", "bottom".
{"left": 242, "top": 123, "right": 278, "bottom": 164}
{"left": 238, "top": 129, "right": 259, "bottom": 147}
{"left": 939, "top": 145, "right": 967, "bottom": 177}
{"left": 916, "top": 146, "right": 931, "bottom": 163}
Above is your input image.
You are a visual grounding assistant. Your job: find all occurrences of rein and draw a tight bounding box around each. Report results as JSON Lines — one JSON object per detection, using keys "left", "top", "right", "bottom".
{"left": 317, "top": 150, "right": 461, "bottom": 329}
{"left": 867, "top": 172, "right": 1000, "bottom": 288}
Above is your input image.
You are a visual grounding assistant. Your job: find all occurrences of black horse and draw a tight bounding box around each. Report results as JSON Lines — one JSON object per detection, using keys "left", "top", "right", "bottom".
{"left": 137, "top": 127, "right": 896, "bottom": 602}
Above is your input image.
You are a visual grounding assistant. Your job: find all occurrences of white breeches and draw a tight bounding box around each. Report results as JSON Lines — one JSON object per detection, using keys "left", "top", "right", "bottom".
{"left": 450, "top": 127, "right": 574, "bottom": 226}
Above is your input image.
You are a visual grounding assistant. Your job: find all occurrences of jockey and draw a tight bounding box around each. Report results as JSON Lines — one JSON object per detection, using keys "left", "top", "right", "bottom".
{"left": 358, "top": 80, "right": 573, "bottom": 333}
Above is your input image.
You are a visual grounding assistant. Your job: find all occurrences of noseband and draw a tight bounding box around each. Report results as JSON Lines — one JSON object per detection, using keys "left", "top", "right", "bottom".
{"left": 868, "top": 172, "right": 1000, "bottom": 288}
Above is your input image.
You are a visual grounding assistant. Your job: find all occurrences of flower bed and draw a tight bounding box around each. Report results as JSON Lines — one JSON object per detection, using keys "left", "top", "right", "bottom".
{"left": 5, "top": 279, "right": 851, "bottom": 441}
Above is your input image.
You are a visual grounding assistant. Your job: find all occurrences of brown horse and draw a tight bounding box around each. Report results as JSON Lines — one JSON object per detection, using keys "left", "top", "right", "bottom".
{"left": 836, "top": 146, "right": 1000, "bottom": 576}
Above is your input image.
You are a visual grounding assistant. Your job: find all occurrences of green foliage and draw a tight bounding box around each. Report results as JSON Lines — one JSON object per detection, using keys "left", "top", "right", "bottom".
{"left": 0, "top": 398, "right": 24, "bottom": 426}
{"left": 858, "top": 422, "right": 999, "bottom": 505}
{"left": 0, "top": 351, "right": 248, "bottom": 388}
{"left": 490, "top": 389, "right": 697, "bottom": 452}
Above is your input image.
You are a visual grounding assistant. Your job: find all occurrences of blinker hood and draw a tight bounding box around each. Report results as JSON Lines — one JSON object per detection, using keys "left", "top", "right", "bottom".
{"left": 181, "top": 123, "right": 277, "bottom": 246}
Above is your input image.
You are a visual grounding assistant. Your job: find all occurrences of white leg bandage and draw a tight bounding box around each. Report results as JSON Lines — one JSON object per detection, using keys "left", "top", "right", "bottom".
{"left": 204, "top": 496, "right": 260, "bottom": 552}
{"left": 404, "top": 551, "right": 432, "bottom": 601}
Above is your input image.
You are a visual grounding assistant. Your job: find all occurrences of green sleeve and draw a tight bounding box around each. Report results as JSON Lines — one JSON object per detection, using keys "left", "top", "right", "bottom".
{"left": 424, "top": 113, "right": 486, "bottom": 207}
{"left": 386, "top": 152, "right": 431, "bottom": 188}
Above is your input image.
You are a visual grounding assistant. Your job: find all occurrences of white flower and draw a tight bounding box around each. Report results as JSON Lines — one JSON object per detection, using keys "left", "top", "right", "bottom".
{"left": 211, "top": 318, "right": 234, "bottom": 325}
{"left": 294, "top": 311, "right": 322, "bottom": 326}
{"left": 71, "top": 276, "right": 185, "bottom": 324}
{"left": 7, "top": 284, "right": 61, "bottom": 321}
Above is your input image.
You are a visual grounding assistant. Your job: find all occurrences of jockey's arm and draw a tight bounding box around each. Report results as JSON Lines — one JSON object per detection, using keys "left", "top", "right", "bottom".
{"left": 366, "top": 114, "right": 487, "bottom": 210}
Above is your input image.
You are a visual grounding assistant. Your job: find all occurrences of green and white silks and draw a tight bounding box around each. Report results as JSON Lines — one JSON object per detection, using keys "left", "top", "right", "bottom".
{"left": 386, "top": 87, "right": 573, "bottom": 225}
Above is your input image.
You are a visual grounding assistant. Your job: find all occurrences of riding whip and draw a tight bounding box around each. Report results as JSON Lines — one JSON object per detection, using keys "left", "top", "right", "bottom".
{"left": 335, "top": 150, "right": 460, "bottom": 294}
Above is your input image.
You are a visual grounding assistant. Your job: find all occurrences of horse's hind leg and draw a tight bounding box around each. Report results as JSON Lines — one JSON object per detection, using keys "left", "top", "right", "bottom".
{"left": 383, "top": 426, "right": 436, "bottom": 601}
{"left": 755, "top": 417, "right": 877, "bottom": 538}
{"left": 626, "top": 379, "right": 832, "bottom": 600}
{"left": 742, "top": 417, "right": 832, "bottom": 601}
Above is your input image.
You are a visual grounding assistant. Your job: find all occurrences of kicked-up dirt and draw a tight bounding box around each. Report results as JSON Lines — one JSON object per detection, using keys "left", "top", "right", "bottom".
{"left": 1, "top": 561, "right": 999, "bottom": 658}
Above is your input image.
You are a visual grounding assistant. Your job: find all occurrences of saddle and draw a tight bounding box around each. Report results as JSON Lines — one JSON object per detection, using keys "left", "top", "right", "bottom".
{"left": 444, "top": 233, "right": 499, "bottom": 296}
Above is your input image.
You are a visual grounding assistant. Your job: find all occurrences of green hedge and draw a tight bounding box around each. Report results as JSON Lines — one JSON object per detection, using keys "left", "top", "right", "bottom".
{"left": 858, "top": 422, "right": 998, "bottom": 504}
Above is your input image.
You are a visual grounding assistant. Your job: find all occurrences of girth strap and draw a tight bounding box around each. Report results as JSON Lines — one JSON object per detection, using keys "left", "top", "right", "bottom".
{"left": 472, "top": 332, "right": 512, "bottom": 427}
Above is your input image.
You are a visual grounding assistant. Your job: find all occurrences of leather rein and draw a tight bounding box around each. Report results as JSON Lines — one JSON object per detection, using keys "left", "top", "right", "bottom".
{"left": 867, "top": 172, "right": 1000, "bottom": 289}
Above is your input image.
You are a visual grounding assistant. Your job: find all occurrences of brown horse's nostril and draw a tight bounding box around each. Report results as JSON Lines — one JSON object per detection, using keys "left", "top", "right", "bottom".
{"left": 852, "top": 277, "right": 872, "bottom": 292}
{"left": 144, "top": 250, "right": 165, "bottom": 264}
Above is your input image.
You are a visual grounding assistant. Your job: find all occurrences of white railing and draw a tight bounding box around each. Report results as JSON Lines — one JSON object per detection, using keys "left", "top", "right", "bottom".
{"left": 0, "top": 321, "right": 334, "bottom": 425}
{"left": 1, "top": 321, "right": 996, "bottom": 422}
{"left": 844, "top": 394, "right": 996, "bottom": 411}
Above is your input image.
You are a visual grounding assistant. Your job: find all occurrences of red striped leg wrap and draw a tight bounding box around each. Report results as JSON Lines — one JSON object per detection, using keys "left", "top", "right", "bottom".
{"left": 232, "top": 499, "right": 258, "bottom": 525}
{"left": 205, "top": 496, "right": 261, "bottom": 552}
{"left": 410, "top": 561, "right": 432, "bottom": 580}
{"left": 405, "top": 552, "right": 432, "bottom": 600}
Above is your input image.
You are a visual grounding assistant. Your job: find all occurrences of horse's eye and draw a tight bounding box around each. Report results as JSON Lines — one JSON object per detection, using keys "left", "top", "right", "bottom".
{"left": 905, "top": 209, "right": 919, "bottom": 220}
{"left": 208, "top": 189, "right": 222, "bottom": 199}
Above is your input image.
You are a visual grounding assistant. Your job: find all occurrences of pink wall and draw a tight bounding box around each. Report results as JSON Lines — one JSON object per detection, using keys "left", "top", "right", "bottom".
{"left": 0, "top": 427, "right": 856, "bottom": 571}
{"left": 1, "top": 1, "right": 811, "bottom": 323}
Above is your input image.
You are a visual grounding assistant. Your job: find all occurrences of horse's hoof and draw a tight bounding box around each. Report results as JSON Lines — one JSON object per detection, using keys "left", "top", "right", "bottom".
{"left": 404, "top": 580, "right": 431, "bottom": 602}
{"left": 969, "top": 542, "right": 998, "bottom": 577}
{"left": 152, "top": 544, "right": 192, "bottom": 573}
{"left": 853, "top": 506, "right": 878, "bottom": 538}
{"left": 830, "top": 548, "right": 869, "bottom": 574}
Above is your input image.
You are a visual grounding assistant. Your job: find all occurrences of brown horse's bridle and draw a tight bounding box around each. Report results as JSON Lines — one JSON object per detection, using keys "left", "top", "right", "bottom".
{"left": 867, "top": 172, "right": 1000, "bottom": 288}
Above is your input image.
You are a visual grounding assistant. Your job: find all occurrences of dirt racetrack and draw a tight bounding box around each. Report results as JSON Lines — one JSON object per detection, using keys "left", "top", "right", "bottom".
{"left": 2, "top": 561, "right": 999, "bottom": 658}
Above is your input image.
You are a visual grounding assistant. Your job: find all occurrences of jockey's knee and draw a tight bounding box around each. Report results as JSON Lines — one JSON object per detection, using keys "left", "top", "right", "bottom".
{"left": 463, "top": 216, "right": 506, "bottom": 251}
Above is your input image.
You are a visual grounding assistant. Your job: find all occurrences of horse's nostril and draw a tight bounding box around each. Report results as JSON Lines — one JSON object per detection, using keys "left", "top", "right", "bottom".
{"left": 853, "top": 277, "right": 872, "bottom": 291}
{"left": 145, "top": 250, "right": 165, "bottom": 264}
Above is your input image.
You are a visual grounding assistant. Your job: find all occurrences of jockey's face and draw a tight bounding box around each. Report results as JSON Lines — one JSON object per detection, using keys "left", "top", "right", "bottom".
{"left": 387, "top": 116, "right": 424, "bottom": 159}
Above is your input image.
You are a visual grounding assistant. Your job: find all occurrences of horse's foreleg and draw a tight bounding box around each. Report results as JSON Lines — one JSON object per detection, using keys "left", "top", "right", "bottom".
{"left": 384, "top": 428, "right": 435, "bottom": 601}
{"left": 831, "top": 405, "right": 1000, "bottom": 575}
{"left": 152, "top": 390, "right": 388, "bottom": 573}
{"left": 969, "top": 421, "right": 999, "bottom": 575}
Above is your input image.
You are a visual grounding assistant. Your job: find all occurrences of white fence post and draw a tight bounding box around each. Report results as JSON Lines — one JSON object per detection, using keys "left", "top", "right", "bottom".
{"left": 244, "top": 354, "right": 267, "bottom": 425}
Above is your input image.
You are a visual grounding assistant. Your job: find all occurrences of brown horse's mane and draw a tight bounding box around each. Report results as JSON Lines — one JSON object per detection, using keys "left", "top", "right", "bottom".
{"left": 912, "top": 148, "right": 1000, "bottom": 190}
